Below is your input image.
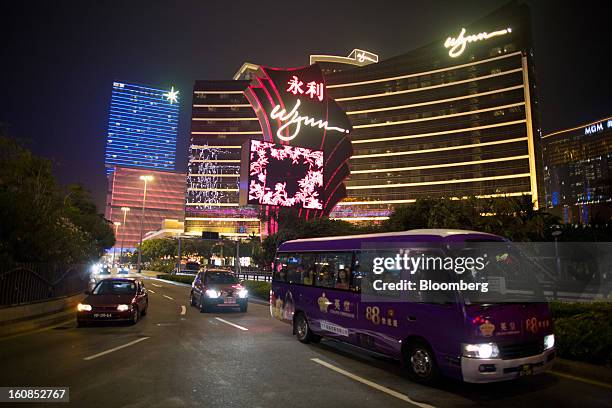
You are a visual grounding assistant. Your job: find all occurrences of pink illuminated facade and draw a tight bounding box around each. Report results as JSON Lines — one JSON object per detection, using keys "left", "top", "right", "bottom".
{"left": 241, "top": 140, "right": 324, "bottom": 209}
{"left": 105, "top": 166, "right": 186, "bottom": 250}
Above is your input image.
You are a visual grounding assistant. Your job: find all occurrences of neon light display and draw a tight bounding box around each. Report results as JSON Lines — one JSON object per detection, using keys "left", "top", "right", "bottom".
{"left": 270, "top": 99, "right": 350, "bottom": 142}
{"left": 244, "top": 64, "right": 352, "bottom": 216}
{"left": 242, "top": 140, "right": 324, "bottom": 209}
{"left": 104, "top": 82, "right": 179, "bottom": 175}
{"left": 444, "top": 27, "right": 512, "bottom": 57}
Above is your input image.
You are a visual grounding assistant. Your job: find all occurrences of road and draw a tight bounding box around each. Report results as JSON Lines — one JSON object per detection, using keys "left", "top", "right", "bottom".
{"left": 0, "top": 278, "right": 610, "bottom": 408}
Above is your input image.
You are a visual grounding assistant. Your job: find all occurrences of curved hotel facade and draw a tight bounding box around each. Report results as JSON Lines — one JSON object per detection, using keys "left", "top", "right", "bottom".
{"left": 185, "top": 2, "right": 543, "bottom": 235}
{"left": 323, "top": 3, "right": 542, "bottom": 221}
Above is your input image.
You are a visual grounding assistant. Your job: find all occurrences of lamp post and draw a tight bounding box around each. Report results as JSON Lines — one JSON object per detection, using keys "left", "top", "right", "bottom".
{"left": 136, "top": 175, "right": 153, "bottom": 273}
{"left": 119, "top": 207, "right": 130, "bottom": 266}
{"left": 112, "top": 222, "right": 121, "bottom": 266}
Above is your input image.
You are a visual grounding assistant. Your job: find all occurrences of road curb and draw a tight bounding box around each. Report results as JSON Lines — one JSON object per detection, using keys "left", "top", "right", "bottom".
{"left": 0, "top": 307, "right": 79, "bottom": 339}
{"left": 553, "top": 358, "right": 612, "bottom": 386}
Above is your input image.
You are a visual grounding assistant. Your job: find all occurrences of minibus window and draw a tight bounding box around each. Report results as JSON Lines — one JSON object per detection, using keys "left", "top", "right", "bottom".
{"left": 284, "top": 253, "right": 317, "bottom": 284}
{"left": 314, "top": 252, "right": 352, "bottom": 289}
{"left": 273, "top": 254, "right": 288, "bottom": 282}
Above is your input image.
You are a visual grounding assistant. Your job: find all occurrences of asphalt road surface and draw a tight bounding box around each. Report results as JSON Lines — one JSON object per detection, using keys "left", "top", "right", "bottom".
{"left": 0, "top": 278, "right": 610, "bottom": 408}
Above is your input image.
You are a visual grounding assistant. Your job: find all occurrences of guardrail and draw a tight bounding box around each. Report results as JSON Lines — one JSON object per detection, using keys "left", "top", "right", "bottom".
{"left": 237, "top": 271, "right": 272, "bottom": 282}
{"left": 0, "top": 264, "right": 88, "bottom": 307}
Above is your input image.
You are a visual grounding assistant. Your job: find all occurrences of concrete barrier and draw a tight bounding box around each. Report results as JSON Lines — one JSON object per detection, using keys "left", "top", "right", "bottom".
{"left": 0, "top": 294, "right": 84, "bottom": 338}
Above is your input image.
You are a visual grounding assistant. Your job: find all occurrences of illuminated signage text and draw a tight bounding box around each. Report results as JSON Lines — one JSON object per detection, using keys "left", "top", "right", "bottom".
{"left": 444, "top": 27, "right": 512, "bottom": 58}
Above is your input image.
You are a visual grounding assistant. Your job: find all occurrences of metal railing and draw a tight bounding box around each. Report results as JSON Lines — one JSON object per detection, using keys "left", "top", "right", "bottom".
{"left": 237, "top": 271, "right": 273, "bottom": 282}
{"left": 0, "top": 263, "right": 89, "bottom": 307}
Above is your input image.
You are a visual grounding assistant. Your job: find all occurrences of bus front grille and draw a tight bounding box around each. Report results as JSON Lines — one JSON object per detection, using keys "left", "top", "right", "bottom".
{"left": 498, "top": 342, "right": 543, "bottom": 360}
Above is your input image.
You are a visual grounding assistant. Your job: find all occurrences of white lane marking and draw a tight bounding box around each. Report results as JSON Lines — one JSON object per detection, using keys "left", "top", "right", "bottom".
{"left": 163, "top": 295, "right": 174, "bottom": 300}
{"left": 311, "top": 358, "right": 436, "bottom": 408}
{"left": 180, "top": 305, "right": 186, "bottom": 315}
{"left": 151, "top": 283, "right": 162, "bottom": 287}
{"left": 214, "top": 317, "right": 248, "bottom": 331}
{"left": 148, "top": 290, "right": 156, "bottom": 294}
{"left": 83, "top": 337, "right": 150, "bottom": 361}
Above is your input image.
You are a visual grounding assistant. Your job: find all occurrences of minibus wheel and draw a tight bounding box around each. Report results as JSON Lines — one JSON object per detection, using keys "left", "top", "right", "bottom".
{"left": 405, "top": 340, "right": 439, "bottom": 384}
{"left": 294, "top": 313, "right": 320, "bottom": 343}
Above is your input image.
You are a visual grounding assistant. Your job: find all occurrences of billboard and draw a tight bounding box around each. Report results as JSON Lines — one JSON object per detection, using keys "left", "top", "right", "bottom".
{"left": 243, "top": 64, "right": 352, "bottom": 216}
{"left": 240, "top": 140, "right": 324, "bottom": 209}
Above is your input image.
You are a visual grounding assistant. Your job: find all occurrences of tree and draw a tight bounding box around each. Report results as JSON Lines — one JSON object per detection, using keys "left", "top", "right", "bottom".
{"left": 0, "top": 131, "right": 114, "bottom": 264}
{"left": 139, "top": 239, "right": 177, "bottom": 262}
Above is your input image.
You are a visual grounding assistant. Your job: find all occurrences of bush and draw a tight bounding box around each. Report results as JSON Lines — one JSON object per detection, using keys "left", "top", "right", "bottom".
{"left": 156, "top": 274, "right": 195, "bottom": 285}
{"left": 242, "top": 281, "right": 270, "bottom": 300}
{"left": 550, "top": 301, "right": 612, "bottom": 365}
{"left": 550, "top": 301, "right": 612, "bottom": 319}
{"left": 148, "top": 260, "right": 175, "bottom": 274}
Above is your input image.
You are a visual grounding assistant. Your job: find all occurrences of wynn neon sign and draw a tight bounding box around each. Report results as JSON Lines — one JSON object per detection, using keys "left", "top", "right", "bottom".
{"left": 444, "top": 27, "right": 512, "bottom": 58}
{"left": 270, "top": 99, "right": 350, "bottom": 142}
{"left": 243, "top": 64, "right": 353, "bottom": 216}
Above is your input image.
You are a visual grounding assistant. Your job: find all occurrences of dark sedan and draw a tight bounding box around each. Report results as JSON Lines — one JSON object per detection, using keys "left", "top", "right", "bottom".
{"left": 77, "top": 278, "right": 148, "bottom": 326}
{"left": 190, "top": 269, "right": 248, "bottom": 312}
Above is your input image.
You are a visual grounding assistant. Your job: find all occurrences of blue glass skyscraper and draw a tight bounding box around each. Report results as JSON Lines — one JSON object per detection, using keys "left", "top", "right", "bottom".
{"left": 104, "top": 82, "right": 179, "bottom": 174}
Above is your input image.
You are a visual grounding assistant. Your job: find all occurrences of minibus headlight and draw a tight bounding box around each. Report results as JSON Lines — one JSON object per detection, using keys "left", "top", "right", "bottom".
{"left": 462, "top": 343, "right": 499, "bottom": 359}
{"left": 206, "top": 289, "right": 220, "bottom": 298}
{"left": 543, "top": 334, "right": 555, "bottom": 350}
{"left": 238, "top": 289, "right": 248, "bottom": 298}
{"left": 77, "top": 303, "right": 92, "bottom": 312}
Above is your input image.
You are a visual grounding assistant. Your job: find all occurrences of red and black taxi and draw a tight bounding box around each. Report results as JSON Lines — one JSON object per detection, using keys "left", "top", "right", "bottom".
{"left": 77, "top": 277, "right": 148, "bottom": 326}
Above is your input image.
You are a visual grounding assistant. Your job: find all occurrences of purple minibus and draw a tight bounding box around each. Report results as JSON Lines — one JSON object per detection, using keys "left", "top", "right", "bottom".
{"left": 270, "top": 229, "right": 555, "bottom": 384}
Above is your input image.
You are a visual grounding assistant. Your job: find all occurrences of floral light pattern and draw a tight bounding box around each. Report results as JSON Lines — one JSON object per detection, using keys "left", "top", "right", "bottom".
{"left": 248, "top": 140, "right": 324, "bottom": 209}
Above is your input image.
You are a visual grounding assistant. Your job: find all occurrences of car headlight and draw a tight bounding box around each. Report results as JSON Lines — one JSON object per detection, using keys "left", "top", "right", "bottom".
{"left": 77, "top": 303, "right": 92, "bottom": 312}
{"left": 206, "top": 289, "right": 220, "bottom": 298}
{"left": 117, "top": 304, "right": 130, "bottom": 312}
{"left": 462, "top": 343, "right": 500, "bottom": 359}
{"left": 544, "top": 334, "right": 555, "bottom": 350}
{"left": 238, "top": 289, "right": 248, "bottom": 298}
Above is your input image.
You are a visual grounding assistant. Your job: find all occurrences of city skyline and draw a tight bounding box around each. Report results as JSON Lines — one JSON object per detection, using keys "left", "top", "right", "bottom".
{"left": 1, "top": 0, "right": 610, "bottom": 211}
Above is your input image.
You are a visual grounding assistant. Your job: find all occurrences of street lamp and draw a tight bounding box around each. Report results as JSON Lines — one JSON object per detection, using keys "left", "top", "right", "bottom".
{"left": 112, "top": 222, "right": 121, "bottom": 266}
{"left": 136, "top": 175, "right": 154, "bottom": 273}
{"left": 119, "top": 207, "right": 130, "bottom": 266}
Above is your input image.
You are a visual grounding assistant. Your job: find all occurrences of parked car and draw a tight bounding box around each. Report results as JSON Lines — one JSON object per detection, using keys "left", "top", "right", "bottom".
{"left": 190, "top": 269, "right": 248, "bottom": 312}
{"left": 77, "top": 278, "right": 148, "bottom": 326}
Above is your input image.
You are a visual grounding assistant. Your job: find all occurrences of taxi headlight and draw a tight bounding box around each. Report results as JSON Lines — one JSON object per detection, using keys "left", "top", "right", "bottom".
{"left": 462, "top": 343, "right": 499, "bottom": 359}
{"left": 77, "top": 303, "right": 92, "bottom": 312}
{"left": 117, "top": 304, "right": 130, "bottom": 312}
{"left": 206, "top": 289, "right": 220, "bottom": 298}
{"left": 544, "top": 334, "right": 555, "bottom": 350}
{"left": 238, "top": 289, "right": 248, "bottom": 298}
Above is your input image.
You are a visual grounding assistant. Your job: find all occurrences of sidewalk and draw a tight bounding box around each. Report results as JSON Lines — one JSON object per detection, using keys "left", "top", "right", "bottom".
{"left": 552, "top": 358, "right": 612, "bottom": 388}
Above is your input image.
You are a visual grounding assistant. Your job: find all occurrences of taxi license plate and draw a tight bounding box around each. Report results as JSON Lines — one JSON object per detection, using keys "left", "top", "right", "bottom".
{"left": 518, "top": 364, "right": 533, "bottom": 376}
{"left": 94, "top": 313, "right": 113, "bottom": 318}
{"left": 224, "top": 297, "right": 236, "bottom": 304}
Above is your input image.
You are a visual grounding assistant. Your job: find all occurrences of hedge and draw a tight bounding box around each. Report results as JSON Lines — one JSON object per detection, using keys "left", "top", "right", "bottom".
{"left": 156, "top": 274, "right": 195, "bottom": 285}
{"left": 550, "top": 301, "right": 612, "bottom": 365}
{"left": 242, "top": 281, "right": 271, "bottom": 301}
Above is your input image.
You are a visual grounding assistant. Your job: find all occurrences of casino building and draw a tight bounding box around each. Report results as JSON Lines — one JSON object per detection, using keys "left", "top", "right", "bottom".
{"left": 185, "top": 2, "right": 543, "bottom": 234}
{"left": 322, "top": 2, "right": 543, "bottom": 221}
{"left": 184, "top": 80, "right": 261, "bottom": 238}
{"left": 105, "top": 166, "right": 187, "bottom": 250}
{"left": 542, "top": 115, "right": 612, "bottom": 223}
{"left": 104, "top": 82, "right": 180, "bottom": 175}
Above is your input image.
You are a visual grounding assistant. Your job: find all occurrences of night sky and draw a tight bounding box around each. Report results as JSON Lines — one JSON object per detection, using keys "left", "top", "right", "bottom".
{"left": 1, "top": 0, "right": 610, "bottom": 211}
